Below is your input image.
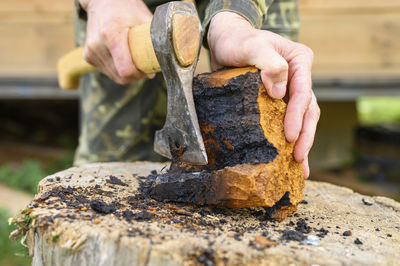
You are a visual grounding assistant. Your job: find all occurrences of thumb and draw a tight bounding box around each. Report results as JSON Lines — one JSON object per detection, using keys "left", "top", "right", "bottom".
{"left": 247, "top": 43, "right": 288, "bottom": 99}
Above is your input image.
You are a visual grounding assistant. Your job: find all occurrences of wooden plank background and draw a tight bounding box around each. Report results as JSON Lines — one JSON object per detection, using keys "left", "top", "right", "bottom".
{"left": 0, "top": 0, "right": 74, "bottom": 77}
{"left": 299, "top": 0, "right": 400, "bottom": 77}
{"left": 0, "top": 0, "right": 399, "bottom": 78}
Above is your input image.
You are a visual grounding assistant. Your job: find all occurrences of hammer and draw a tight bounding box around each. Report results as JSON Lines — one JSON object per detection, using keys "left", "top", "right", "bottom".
{"left": 57, "top": 2, "right": 207, "bottom": 165}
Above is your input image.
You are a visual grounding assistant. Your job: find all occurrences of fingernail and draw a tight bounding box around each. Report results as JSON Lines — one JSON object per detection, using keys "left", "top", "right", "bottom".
{"left": 272, "top": 81, "right": 287, "bottom": 99}
{"left": 303, "top": 156, "right": 310, "bottom": 179}
{"left": 305, "top": 165, "right": 310, "bottom": 179}
{"left": 293, "top": 132, "right": 300, "bottom": 143}
{"left": 147, "top": 73, "right": 156, "bottom": 79}
{"left": 305, "top": 150, "right": 310, "bottom": 159}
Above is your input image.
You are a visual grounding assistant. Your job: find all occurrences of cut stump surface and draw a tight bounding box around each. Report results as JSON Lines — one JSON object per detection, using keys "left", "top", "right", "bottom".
{"left": 10, "top": 162, "right": 400, "bottom": 266}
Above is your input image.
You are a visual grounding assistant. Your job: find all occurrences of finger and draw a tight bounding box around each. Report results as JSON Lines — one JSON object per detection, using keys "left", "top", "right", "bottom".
{"left": 147, "top": 73, "right": 156, "bottom": 79}
{"left": 97, "top": 44, "right": 133, "bottom": 84}
{"left": 84, "top": 43, "right": 123, "bottom": 83}
{"left": 284, "top": 53, "right": 313, "bottom": 142}
{"left": 210, "top": 59, "right": 224, "bottom": 71}
{"left": 105, "top": 27, "right": 147, "bottom": 81}
{"left": 84, "top": 15, "right": 106, "bottom": 68}
{"left": 84, "top": 18, "right": 123, "bottom": 82}
{"left": 294, "top": 94, "right": 320, "bottom": 162}
{"left": 248, "top": 45, "right": 289, "bottom": 99}
{"left": 210, "top": 53, "right": 224, "bottom": 71}
{"left": 83, "top": 45, "right": 111, "bottom": 76}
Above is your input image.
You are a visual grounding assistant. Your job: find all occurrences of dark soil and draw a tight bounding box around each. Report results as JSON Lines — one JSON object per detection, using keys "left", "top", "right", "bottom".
{"left": 90, "top": 199, "right": 115, "bottom": 214}
{"left": 295, "top": 218, "right": 312, "bottom": 234}
{"left": 106, "top": 175, "right": 127, "bottom": 186}
{"left": 280, "top": 230, "right": 306, "bottom": 241}
{"left": 362, "top": 198, "right": 373, "bottom": 206}
{"left": 354, "top": 238, "right": 363, "bottom": 245}
{"left": 343, "top": 230, "right": 352, "bottom": 236}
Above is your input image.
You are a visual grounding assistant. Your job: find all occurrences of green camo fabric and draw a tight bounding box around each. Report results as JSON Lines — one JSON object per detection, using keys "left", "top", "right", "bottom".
{"left": 73, "top": 0, "right": 299, "bottom": 166}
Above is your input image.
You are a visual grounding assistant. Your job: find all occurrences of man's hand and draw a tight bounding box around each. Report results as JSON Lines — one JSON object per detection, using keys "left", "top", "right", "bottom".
{"left": 208, "top": 12, "right": 320, "bottom": 178}
{"left": 79, "top": 0, "right": 154, "bottom": 84}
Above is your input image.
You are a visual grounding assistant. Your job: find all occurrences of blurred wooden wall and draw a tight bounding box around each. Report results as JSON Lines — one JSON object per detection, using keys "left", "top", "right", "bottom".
{"left": 0, "top": 0, "right": 74, "bottom": 78}
{"left": 299, "top": 0, "right": 400, "bottom": 78}
{"left": 0, "top": 0, "right": 399, "bottom": 78}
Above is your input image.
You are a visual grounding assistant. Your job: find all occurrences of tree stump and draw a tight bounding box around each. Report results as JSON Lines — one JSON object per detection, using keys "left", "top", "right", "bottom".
{"left": 145, "top": 67, "right": 304, "bottom": 221}
{"left": 10, "top": 162, "right": 400, "bottom": 266}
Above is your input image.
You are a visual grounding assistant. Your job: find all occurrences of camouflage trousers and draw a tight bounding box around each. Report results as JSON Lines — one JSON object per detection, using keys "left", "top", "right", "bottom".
{"left": 73, "top": 0, "right": 299, "bottom": 166}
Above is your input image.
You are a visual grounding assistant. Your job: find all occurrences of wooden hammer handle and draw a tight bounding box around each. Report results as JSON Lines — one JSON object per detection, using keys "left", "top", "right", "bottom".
{"left": 57, "top": 13, "right": 199, "bottom": 90}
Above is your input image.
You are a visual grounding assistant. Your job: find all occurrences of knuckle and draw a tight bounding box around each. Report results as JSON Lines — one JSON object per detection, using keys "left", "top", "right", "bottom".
{"left": 240, "top": 35, "right": 256, "bottom": 55}
{"left": 116, "top": 77, "right": 131, "bottom": 85}
{"left": 294, "top": 87, "right": 312, "bottom": 101}
{"left": 82, "top": 48, "right": 94, "bottom": 64}
{"left": 113, "top": 76, "right": 126, "bottom": 85}
{"left": 117, "top": 66, "right": 134, "bottom": 79}
{"left": 270, "top": 59, "right": 288, "bottom": 76}
{"left": 307, "top": 47, "right": 314, "bottom": 60}
{"left": 99, "top": 26, "right": 108, "bottom": 38}
{"left": 305, "top": 91, "right": 313, "bottom": 107}
{"left": 101, "top": 24, "right": 119, "bottom": 49}
{"left": 315, "top": 104, "right": 321, "bottom": 119}
{"left": 297, "top": 43, "right": 314, "bottom": 60}
{"left": 240, "top": 31, "right": 264, "bottom": 61}
{"left": 85, "top": 40, "right": 99, "bottom": 55}
{"left": 310, "top": 104, "right": 321, "bottom": 121}
{"left": 99, "top": 21, "right": 115, "bottom": 40}
{"left": 100, "top": 29, "right": 114, "bottom": 46}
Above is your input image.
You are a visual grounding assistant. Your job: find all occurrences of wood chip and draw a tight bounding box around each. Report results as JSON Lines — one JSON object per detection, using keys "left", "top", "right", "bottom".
{"left": 173, "top": 208, "right": 192, "bottom": 216}
{"left": 254, "top": 236, "right": 279, "bottom": 247}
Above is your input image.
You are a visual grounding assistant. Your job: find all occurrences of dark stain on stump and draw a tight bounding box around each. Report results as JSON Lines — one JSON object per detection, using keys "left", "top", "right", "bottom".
{"left": 90, "top": 199, "right": 116, "bottom": 214}
{"left": 106, "top": 175, "right": 127, "bottom": 186}
{"left": 143, "top": 173, "right": 214, "bottom": 205}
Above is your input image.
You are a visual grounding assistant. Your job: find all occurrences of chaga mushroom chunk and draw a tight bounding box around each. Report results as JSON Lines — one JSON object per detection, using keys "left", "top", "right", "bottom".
{"left": 144, "top": 67, "right": 305, "bottom": 221}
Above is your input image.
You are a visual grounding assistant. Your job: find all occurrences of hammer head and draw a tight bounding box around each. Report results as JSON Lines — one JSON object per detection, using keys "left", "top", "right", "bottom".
{"left": 151, "top": 2, "right": 207, "bottom": 165}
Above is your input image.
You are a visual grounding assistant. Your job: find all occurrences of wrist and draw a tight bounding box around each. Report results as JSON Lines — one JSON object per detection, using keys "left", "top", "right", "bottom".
{"left": 207, "top": 11, "right": 253, "bottom": 49}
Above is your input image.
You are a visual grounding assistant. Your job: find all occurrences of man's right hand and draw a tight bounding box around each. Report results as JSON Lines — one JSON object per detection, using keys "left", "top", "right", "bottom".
{"left": 79, "top": 0, "right": 154, "bottom": 84}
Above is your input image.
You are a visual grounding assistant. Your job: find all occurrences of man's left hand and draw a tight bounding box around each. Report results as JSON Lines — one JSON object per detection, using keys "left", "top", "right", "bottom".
{"left": 207, "top": 12, "right": 320, "bottom": 178}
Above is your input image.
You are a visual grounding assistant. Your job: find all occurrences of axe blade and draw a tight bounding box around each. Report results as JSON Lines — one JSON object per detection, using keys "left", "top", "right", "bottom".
{"left": 153, "top": 82, "right": 208, "bottom": 165}
{"left": 151, "top": 2, "right": 207, "bottom": 165}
